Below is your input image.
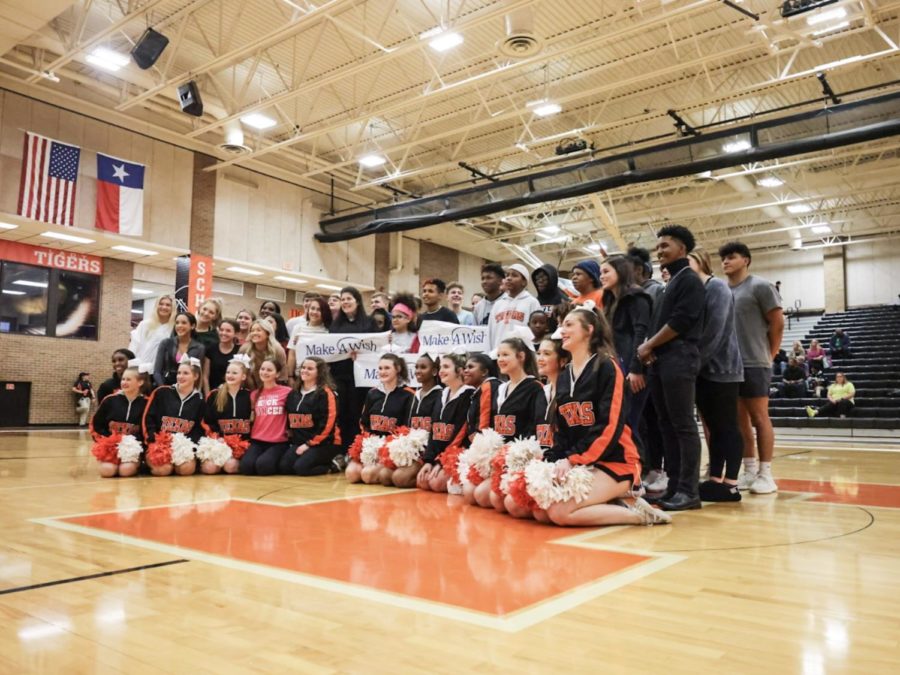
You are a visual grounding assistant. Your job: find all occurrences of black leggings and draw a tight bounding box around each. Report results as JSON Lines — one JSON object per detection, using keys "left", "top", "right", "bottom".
{"left": 817, "top": 399, "right": 854, "bottom": 417}
{"left": 278, "top": 443, "right": 341, "bottom": 476}
{"left": 239, "top": 440, "right": 289, "bottom": 475}
{"left": 695, "top": 377, "right": 743, "bottom": 481}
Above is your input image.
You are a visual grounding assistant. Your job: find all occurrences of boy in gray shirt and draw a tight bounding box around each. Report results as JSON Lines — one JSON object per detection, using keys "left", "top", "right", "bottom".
{"left": 720, "top": 242, "right": 784, "bottom": 495}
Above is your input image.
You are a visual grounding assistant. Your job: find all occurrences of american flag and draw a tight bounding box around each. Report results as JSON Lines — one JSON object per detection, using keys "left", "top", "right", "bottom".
{"left": 17, "top": 132, "right": 81, "bottom": 226}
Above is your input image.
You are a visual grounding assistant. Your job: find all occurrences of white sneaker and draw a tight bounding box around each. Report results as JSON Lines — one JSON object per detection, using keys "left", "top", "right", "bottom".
{"left": 629, "top": 497, "right": 673, "bottom": 526}
{"left": 645, "top": 471, "right": 668, "bottom": 493}
{"left": 644, "top": 469, "right": 661, "bottom": 486}
{"left": 750, "top": 473, "right": 778, "bottom": 494}
{"left": 737, "top": 471, "right": 758, "bottom": 491}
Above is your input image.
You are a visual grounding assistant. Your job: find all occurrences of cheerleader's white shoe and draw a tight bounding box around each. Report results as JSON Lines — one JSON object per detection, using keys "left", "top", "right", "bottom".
{"left": 628, "top": 497, "right": 673, "bottom": 526}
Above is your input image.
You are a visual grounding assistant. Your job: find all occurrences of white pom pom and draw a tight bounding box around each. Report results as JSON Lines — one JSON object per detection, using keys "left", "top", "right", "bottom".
{"left": 171, "top": 432, "right": 197, "bottom": 466}
{"left": 387, "top": 428, "right": 429, "bottom": 467}
{"left": 196, "top": 436, "right": 232, "bottom": 467}
{"left": 459, "top": 428, "right": 506, "bottom": 486}
{"left": 524, "top": 460, "right": 559, "bottom": 510}
{"left": 360, "top": 435, "right": 385, "bottom": 467}
{"left": 116, "top": 435, "right": 143, "bottom": 464}
{"left": 564, "top": 466, "right": 594, "bottom": 503}
{"left": 500, "top": 437, "right": 544, "bottom": 494}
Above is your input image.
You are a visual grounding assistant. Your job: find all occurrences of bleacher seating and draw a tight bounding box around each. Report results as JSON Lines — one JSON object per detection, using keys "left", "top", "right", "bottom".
{"left": 769, "top": 305, "right": 900, "bottom": 430}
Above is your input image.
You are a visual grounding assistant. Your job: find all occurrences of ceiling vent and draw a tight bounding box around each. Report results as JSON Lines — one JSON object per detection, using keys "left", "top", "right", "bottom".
{"left": 498, "top": 7, "right": 542, "bottom": 58}
{"left": 218, "top": 119, "right": 251, "bottom": 155}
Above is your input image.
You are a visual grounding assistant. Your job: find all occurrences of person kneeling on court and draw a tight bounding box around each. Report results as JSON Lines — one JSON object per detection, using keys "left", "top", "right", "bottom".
{"left": 538, "top": 305, "right": 670, "bottom": 526}
{"left": 143, "top": 359, "right": 205, "bottom": 476}
{"left": 200, "top": 355, "right": 253, "bottom": 475}
{"left": 279, "top": 357, "right": 342, "bottom": 476}
{"left": 90, "top": 362, "right": 151, "bottom": 478}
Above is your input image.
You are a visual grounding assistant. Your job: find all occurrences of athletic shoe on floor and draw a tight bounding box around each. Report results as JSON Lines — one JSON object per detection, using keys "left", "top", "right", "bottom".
{"left": 331, "top": 454, "right": 348, "bottom": 473}
{"left": 806, "top": 406, "right": 818, "bottom": 418}
{"left": 628, "top": 497, "right": 673, "bottom": 525}
{"left": 698, "top": 480, "right": 742, "bottom": 502}
{"left": 645, "top": 471, "right": 669, "bottom": 493}
{"left": 750, "top": 473, "right": 778, "bottom": 494}
{"left": 737, "top": 471, "right": 758, "bottom": 491}
{"left": 644, "top": 469, "right": 661, "bottom": 486}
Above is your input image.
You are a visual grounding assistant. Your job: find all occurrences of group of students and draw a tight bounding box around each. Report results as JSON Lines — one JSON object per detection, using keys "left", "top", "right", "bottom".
{"left": 90, "top": 223, "right": 787, "bottom": 527}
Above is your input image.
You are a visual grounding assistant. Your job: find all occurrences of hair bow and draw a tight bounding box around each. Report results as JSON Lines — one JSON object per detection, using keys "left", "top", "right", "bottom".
{"left": 229, "top": 353, "right": 253, "bottom": 369}
{"left": 185, "top": 357, "right": 202, "bottom": 368}
{"left": 138, "top": 362, "right": 154, "bottom": 374}
{"left": 127, "top": 358, "right": 140, "bottom": 368}
{"left": 504, "top": 325, "right": 536, "bottom": 350}
{"left": 574, "top": 299, "right": 597, "bottom": 313}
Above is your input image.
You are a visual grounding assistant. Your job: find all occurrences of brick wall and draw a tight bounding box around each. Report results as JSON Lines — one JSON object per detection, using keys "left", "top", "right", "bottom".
{"left": 418, "top": 241, "right": 459, "bottom": 289}
{"left": 2, "top": 258, "right": 134, "bottom": 425}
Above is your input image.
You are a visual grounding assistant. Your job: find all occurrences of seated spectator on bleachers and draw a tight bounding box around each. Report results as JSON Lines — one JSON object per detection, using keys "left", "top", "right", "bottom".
{"left": 829, "top": 328, "right": 852, "bottom": 359}
{"left": 779, "top": 358, "right": 808, "bottom": 399}
{"left": 806, "top": 339, "right": 826, "bottom": 374}
{"left": 806, "top": 372, "right": 855, "bottom": 418}
{"left": 790, "top": 340, "right": 806, "bottom": 361}
{"left": 772, "top": 348, "right": 788, "bottom": 375}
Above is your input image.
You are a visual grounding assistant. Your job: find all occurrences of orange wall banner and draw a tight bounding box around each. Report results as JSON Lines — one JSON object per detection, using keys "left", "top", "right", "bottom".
{"left": 186, "top": 254, "right": 213, "bottom": 313}
{"left": 0, "top": 239, "right": 102, "bottom": 275}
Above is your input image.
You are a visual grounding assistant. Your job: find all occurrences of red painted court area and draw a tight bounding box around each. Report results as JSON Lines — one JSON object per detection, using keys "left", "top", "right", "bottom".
{"left": 63, "top": 492, "right": 650, "bottom": 616}
{"left": 778, "top": 478, "right": 900, "bottom": 509}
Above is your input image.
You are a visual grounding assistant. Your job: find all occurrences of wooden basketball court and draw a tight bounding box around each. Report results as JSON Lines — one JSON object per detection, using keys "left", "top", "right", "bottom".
{"left": 1, "top": 429, "right": 898, "bottom": 673}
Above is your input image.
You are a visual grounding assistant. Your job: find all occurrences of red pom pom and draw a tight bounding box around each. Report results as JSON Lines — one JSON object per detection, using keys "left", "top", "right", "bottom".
{"left": 91, "top": 433, "right": 122, "bottom": 464}
{"left": 223, "top": 434, "right": 248, "bottom": 459}
{"left": 467, "top": 464, "right": 484, "bottom": 486}
{"left": 348, "top": 432, "right": 368, "bottom": 463}
{"left": 439, "top": 443, "right": 463, "bottom": 483}
{"left": 377, "top": 443, "right": 397, "bottom": 470}
{"left": 146, "top": 431, "right": 173, "bottom": 466}
{"left": 508, "top": 471, "right": 538, "bottom": 511}
{"left": 490, "top": 447, "right": 508, "bottom": 495}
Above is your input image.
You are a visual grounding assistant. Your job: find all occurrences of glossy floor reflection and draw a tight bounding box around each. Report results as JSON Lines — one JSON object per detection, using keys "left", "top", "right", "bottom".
{"left": 61, "top": 493, "right": 655, "bottom": 617}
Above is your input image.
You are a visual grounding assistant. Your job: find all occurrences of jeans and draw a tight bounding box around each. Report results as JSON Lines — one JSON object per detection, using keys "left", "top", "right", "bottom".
{"left": 695, "top": 378, "right": 742, "bottom": 481}
{"left": 278, "top": 443, "right": 341, "bottom": 475}
{"left": 240, "top": 440, "right": 289, "bottom": 475}
{"left": 648, "top": 342, "right": 701, "bottom": 497}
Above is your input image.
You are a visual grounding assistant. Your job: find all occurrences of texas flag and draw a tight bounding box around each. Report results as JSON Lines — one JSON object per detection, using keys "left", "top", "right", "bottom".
{"left": 95, "top": 153, "right": 145, "bottom": 236}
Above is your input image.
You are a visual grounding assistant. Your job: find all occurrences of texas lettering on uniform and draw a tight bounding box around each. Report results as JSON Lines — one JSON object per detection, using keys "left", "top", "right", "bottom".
{"left": 369, "top": 415, "right": 398, "bottom": 432}
{"left": 493, "top": 415, "right": 516, "bottom": 437}
{"left": 160, "top": 416, "right": 195, "bottom": 434}
{"left": 109, "top": 421, "right": 139, "bottom": 436}
{"left": 431, "top": 422, "right": 456, "bottom": 441}
{"left": 289, "top": 413, "right": 314, "bottom": 428}
{"left": 558, "top": 402, "right": 595, "bottom": 427}
{"left": 219, "top": 419, "right": 251, "bottom": 435}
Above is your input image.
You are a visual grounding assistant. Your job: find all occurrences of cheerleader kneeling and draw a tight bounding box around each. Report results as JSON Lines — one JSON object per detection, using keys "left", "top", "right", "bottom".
{"left": 528, "top": 306, "right": 670, "bottom": 527}
{"left": 200, "top": 355, "right": 253, "bottom": 475}
{"left": 142, "top": 359, "right": 206, "bottom": 476}
{"left": 90, "top": 363, "right": 151, "bottom": 478}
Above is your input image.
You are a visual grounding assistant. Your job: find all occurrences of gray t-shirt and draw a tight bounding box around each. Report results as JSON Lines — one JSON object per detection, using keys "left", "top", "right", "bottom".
{"left": 730, "top": 274, "right": 782, "bottom": 368}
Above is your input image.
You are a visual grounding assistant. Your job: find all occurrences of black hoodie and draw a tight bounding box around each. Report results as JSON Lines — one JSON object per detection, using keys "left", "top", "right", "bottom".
{"left": 531, "top": 264, "right": 566, "bottom": 317}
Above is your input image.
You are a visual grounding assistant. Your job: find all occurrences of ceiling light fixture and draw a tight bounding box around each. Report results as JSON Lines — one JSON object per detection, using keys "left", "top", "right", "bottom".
{"left": 806, "top": 6, "right": 847, "bottom": 25}
{"left": 541, "top": 225, "right": 560, "bottom": 234}
{"left": 132, "top": 288, "right": 154, "bottom": 295}
{"left": 13, "top": 280, "right": 49, "bottom": 289}
{"left": 787, "top": 203, "right": 813, "bottom": 214}
{"left": 587, "top": 243, "right": 603, "bottom": 252}
{"left": 0, "top": 222, "right": 18, "bottom": 230}
{"left": 812, "top": 20, "right": 849, "bottom": 35}
{"left": 359, "top": 154, "right": 387, "bottom": 168}
{"left": 274, "top": 275, "right": 306, "bottom": 284}
{"left": 85, "top": 47, "right": 130, "bottom": 72}
{"left": 2, "top": 289, "right": 26, "bottom": 296}
{"left": 426, "top": 30, "right": 464, "bottom": 52}
{"left": 316, "top": 283, "right": 343, "bottom": 291}
{"left": 226, "top": 266, "right": 264, "bottom": 276}
{"left": 111, "top": 245, "right": 158, "bottom": 256}
{"left": 757, "top": 176, "right": 785, "bottom": 188}
{"left": 528, "top": 100, "right": 562, "bottom": 117}
{"left": 241, "top": 113, "right": 277, "bottom": 130}
{"left": 810, "top": 224, "right": 833, "bottom": 234}
{"left": 722, "top": 139, "right": 752, "bottom": 153}
{"left": 40, "top": 231, "right": 95, "bottom": 244}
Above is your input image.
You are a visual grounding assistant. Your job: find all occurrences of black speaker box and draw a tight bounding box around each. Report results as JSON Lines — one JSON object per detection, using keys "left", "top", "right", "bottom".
{"left": 131, "top": 28, "right": 169, "bottom": 69}
{"left": 177, "top": 81, "right": 204, "bottom": 117}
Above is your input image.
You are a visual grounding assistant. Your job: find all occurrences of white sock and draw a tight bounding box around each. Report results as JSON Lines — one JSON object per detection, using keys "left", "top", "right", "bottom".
{"left": 744, "top": 458, "right": 759, "bottom": 475}
{"left": 759, "top": 461, "right": 773, "bottom": 477}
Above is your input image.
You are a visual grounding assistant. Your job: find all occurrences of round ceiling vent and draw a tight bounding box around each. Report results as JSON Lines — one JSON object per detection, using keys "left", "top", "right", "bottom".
{"left": 217, "top": 142, "right": 251, "bottom": 155}
{"left": 498, "top": 32, "right": 542, "bottom": 58}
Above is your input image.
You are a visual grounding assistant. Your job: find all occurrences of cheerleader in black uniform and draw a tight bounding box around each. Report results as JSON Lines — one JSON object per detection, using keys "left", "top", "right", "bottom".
{"left": 201, "top": 354, "right": 252, "bottom": 475}
{"left": 475, "top": 337, "right": 544, "bottom": 510}
{"left": 345, "top": 353, "right": 415, "bottom": 484}
{"left": 143, "top": 359, "right": 205, "bottom": 476}
{"left": 505, "top": 338, "right": 569, "bottom": 519}
{"left": 463, "top": 353, "right": 500, "bottom": 440}
{"left": 90, "top": 364, "right": 148, "bottom": 478}
{"left": 278, "top": 357, "right": 342, "bottom": 476}
{"left": 409, "top": 355, "right": 442, "bottom": 432}
{"left": 544, "top": 307, "right": 670, "bottom": 526}
{"left": 417, "top": 353, "right": 474, "bottom": 492}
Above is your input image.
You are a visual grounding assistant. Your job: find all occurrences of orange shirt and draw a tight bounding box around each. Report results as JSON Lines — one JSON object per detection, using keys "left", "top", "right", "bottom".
{"left": 572, "top": 289, "right": 604, "bottom": 309}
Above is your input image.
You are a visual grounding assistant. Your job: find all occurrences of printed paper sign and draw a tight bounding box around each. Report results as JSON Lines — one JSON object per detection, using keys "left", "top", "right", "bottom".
{"left": 353, "top": 352, "right": 421, "bottom": 388}
{"left": 295, "top": 331, "right": 392, "bottom": 363}
{"left": 417, "top": 320, "right": 488, "bottom": 356}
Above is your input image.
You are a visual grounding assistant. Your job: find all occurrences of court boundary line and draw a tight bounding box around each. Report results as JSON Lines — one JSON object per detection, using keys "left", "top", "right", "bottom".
{"left": 0, "top": 559, "right": 188, "bottom": 595}
{"left": 31, "top": 497, "right": 684, "bottom": 633}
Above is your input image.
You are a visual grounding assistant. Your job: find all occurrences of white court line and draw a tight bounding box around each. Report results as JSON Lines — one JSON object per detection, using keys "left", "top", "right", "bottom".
{"left": 776, "top": 444, "right": 900, "bottom": 454}
{"left": 31, "top": 497, "right": 684, "bottom": 633}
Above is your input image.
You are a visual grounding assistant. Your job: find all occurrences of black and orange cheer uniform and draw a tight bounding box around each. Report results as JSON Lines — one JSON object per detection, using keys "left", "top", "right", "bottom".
{"left": 203, "top": 388, "right": 252, "bottom": 440}
{"left": 409, "top": 385, "right": 442, "bottom": 432}
{"left": 142, "top": 387, "right": 205, "bottom": 443}
{"left": 467, "top": 377, "right": 500, "bottom": 440}
{"left": 550, "top": 354, "right": 640, "bottom": 484}
{"left": 424, "top": 385, "right": 474, "bottom": 465}
{"left": 535, "top": 383, "right": 553, "bottom": 452}
{"left": 492, "top": 376, "right": 545, "bottom": 441}
{"left": 279, "top": 386, "right": 342, "bottom": 476}
{"left": 91, "top": 393, "right": 147, "bottom": 441}
{"left": 360, "top": 385, "right": 415, "bottom": 434}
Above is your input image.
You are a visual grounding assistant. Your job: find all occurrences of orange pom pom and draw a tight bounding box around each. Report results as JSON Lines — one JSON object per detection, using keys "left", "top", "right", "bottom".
{"left": 508, "top": 471, "right": 538, "bottom": 511}
{"left": 377, "top": 443, "right": 397, "bottom": 470}
{"left": 490, "top": 447, "right": 508, "bottom": 495}
{"left": 146, "top": 431, "right": 173, "bottom": 466}
{"left": 223, "top": 434, "right": 249, "bottom": 459}
{"left": 466, "top": 464, "right": 484, "bottom": 486}
{"left": 348, "top": 432, "right": 368, "bottom": 463}
{"left": 438, "top": 442, "right": 463, "bottom": 483}
{"left": 91, "top": 433, "right": 122, "bottom": 464}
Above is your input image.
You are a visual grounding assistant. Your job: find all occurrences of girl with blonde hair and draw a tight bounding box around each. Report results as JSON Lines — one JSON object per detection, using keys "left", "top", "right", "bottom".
{"left": 129, "top": 294, "right": 176, "bottom": 363}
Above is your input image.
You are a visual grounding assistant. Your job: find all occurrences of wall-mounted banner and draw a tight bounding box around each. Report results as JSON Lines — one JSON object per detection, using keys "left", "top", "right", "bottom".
{"left": 417, "top": 320, "right": 488, "bottom": 356}
{"left": 353, "top": 352, "right": 421, "bottom": 389}
{"left": 295, "top": 330, "right": 392, "bottom": 363}
{"left": 187, "top": 254, "right": 213, "bottom": 313}
{"left": 0, "top": 239, "right": 102, "bottom": 275}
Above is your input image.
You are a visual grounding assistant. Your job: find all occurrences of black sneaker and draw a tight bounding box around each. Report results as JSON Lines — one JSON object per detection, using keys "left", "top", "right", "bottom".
{"left": 698, "top": 480, "right": 741, "bottom": 502}
{"left": 331, "top": 454, "right": 348, "bottom": 473}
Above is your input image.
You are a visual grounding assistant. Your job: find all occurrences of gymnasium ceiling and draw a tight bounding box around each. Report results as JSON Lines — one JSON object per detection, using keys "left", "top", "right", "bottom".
{"left": 2, "top": 0, "right": 900, "bottom": 268}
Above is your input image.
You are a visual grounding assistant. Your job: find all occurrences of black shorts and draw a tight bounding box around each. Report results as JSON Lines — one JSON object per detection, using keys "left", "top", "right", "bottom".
{"left": 739, "top": 366, "right": 772, "bottom": 399}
